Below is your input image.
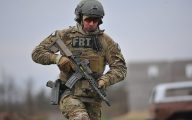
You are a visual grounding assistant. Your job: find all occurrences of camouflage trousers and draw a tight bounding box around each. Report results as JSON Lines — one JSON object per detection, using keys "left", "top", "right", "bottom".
{"left": 59, "top": 95, "right": 102, "bottom": 120}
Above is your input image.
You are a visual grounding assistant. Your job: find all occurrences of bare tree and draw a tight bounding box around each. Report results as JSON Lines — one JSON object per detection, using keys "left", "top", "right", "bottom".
{"left": 0, "top": 68, "right": 19, "bottom": 112}
{"left": 34, "top": 88, "right": 50, "bottom": 112}
{"left": 25, "top": 77, "right": 35, "bottom": 115}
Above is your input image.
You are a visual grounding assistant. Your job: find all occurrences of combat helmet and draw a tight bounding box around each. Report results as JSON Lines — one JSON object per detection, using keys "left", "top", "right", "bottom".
{"left": 75, "top": 0, "right": 105, "bottom": 24}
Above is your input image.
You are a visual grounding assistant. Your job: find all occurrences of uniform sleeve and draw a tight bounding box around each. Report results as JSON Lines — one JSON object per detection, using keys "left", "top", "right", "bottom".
{"left": 31, "top": 31, "right": 62, "bottom": 65}
{"left": 100, "top": 35, "right": 127, "bottom": 86}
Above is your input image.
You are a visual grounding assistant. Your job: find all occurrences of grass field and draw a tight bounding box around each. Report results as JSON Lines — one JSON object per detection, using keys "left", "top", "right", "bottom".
{"left": 47, "top": 112, "right": 149, "bottom": 120}
{"left": 47, "top": 111, "right": 150, "bottom": 120}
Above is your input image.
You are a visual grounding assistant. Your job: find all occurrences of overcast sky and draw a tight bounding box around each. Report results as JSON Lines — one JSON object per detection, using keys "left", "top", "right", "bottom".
{"left": 0, "top": 0, "right": 192, "bottom": 90}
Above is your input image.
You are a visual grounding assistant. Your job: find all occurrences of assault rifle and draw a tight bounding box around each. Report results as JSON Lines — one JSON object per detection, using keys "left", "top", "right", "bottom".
{"left": 49, "top": 39, "right": 110, "bottom": 106}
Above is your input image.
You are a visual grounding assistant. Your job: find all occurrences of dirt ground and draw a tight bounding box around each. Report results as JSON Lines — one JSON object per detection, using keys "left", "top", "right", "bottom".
{"left": 0, "top": 111, "right": 149, "bottom": 120}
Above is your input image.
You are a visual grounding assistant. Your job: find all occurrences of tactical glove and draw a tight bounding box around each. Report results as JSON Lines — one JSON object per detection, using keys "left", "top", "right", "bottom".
{"left": 57, "top": 56, "right": 75, "bottom": 72}
{"left": 50, "top": 54, "right": 75, "bottom": 72}
{"left": 98, "top": 79, "right": 107, "bottom": 89}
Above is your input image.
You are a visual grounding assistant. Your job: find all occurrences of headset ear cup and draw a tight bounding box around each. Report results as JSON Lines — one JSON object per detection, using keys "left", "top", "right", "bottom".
{"left": 75, "top": 14, "right": 82, "bottom": 24}
{"left": 99, "top": 19, "right": 103, "bottom": 25}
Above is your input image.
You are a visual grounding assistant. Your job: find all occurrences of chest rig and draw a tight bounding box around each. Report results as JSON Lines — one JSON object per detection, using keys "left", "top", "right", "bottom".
{"left": 61, "top": 28, "right": 106, "bottom": 75}
{"left": 59, "top": 28, "right": 106, "bottom": 98}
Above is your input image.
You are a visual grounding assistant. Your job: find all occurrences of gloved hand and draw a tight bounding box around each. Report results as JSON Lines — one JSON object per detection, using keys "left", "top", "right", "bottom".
{"left": 98, "top": 79, "right": 107, "bottom": 89}
{"left": 57, "top": 56, "right": 75, "bottom": 72}
{"left": 50, "top": 54, "right": 75, "bottom": 72}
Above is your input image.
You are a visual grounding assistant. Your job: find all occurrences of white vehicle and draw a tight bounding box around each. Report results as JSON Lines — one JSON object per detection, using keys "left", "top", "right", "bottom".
{"left": 148, "top": 81, "right": 192, "bottom": 120}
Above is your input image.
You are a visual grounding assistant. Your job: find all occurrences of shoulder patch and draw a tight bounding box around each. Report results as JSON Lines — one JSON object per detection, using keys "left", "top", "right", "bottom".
{"left": 116, "top": 43, "right": 121, "bottom": 51}
{"left": 50, "top": 31, "right": 56, "bottom": 37}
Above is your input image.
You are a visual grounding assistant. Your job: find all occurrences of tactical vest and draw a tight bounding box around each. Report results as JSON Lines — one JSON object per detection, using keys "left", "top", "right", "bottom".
{"left": 58, "top": 27, "right": 106, "bottom": 97}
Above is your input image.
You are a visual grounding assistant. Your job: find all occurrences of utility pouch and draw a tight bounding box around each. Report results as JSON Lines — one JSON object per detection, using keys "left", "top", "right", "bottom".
{"left": 80, "top": 55, "right": 105, "bottom": 74}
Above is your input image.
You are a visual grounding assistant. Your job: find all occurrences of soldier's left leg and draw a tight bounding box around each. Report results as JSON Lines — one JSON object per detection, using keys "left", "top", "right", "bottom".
{"left": 84, "top": 101, "right": 102, "bottom": 120}
{"left": 59, "top": 95, "right": 90, "bottom": 120}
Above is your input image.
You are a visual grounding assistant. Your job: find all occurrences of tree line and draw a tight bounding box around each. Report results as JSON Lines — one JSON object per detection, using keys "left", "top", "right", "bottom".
{"left": 0, "top": 69, "right": 55, "bottom": 117}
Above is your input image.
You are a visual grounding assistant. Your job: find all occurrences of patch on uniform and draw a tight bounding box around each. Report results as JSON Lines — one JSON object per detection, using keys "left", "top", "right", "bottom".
{"left": 116, "top": 43, "right": 121, "bottom": 51}
{"left": 50, "top": 31, "right": 56, "bottom": 37}
{"left": 72, "top": 37, "right": 93, "bottom": 48}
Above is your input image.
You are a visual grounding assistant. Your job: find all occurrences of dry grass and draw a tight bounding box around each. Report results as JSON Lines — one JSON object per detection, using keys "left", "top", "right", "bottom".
{"left": 112, "top": 111, "right": 149, "bottom": 120}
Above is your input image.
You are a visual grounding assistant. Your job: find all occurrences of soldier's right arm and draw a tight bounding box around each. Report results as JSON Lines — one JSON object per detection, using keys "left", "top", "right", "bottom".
{"left": 31, "top": 31, "right": 62, "bottom": 65}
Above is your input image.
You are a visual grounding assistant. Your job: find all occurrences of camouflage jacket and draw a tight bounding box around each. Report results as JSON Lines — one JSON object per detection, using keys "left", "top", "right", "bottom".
{"left": 32, "top": 24, "right": 127, "bottom": 97}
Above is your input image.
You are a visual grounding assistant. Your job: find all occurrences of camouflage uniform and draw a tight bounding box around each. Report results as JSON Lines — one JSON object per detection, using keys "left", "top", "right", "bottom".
{"left": 32, "top": 1, "right": 127, "bottom": 120}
